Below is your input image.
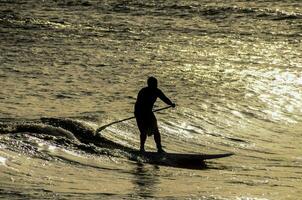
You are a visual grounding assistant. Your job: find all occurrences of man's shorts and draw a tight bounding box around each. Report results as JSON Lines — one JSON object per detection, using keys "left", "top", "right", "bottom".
{"left": 135, "top": 111, "right": 158, "bottom": 136}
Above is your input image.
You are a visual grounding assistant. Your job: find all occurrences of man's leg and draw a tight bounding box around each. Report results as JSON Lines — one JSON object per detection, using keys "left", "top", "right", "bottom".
{"left": 136, "top": 115, "right": 147, "bottom": 153}
{"left": 140, "top": 133, "right": 147, "bottom": 152}
{"left": 150, "top": 114, "right": 165, "bottom": 153}
{"left": 154, "top": 129, "right": 165, "bottom": 153}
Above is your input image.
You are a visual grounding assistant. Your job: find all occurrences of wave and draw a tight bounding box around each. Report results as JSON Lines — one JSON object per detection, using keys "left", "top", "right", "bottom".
{"left": 0, "top": 117, "right": 96, "bottom": 142}
{"left": 0, "top": 121, "right": 78, "bottom": 141}
{"left": 0, "top": 117, "right": 135, "bottom": 154}
{"left": 40, "top": 117, "right": 96, "bottom": 142}
{"left": 0, "top": 12, "right": 72, "bottom": 31}
{"left": 96, "top": 2, "right": 302, "bottom": 20}
{"left": 0, "top": 9, "right": 109, "bottom": 39}
{"left": 57, "top": 0, "right": 92, "bottom": 7}
{"left": 198, "top": 6, "right": 302, "bottom": 20}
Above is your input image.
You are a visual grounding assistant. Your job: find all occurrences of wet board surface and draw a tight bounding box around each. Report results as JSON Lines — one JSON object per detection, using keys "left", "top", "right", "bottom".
{"left": 129, "top": 151, "right": 234, "bottom": 169}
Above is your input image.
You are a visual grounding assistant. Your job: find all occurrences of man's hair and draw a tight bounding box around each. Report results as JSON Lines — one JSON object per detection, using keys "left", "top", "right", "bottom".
{"left": 147, "top": 76, "right": 157, "bottom": 87}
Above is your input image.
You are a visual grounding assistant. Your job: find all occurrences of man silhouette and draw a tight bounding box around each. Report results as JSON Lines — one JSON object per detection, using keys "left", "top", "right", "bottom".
{"left": 134, "top": 77, "right": 175, "bottom": 153}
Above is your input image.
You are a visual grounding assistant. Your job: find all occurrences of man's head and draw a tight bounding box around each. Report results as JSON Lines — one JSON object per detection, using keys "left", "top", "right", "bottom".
{"left": 147, "top": 76, "right": 158, "bottom": 88}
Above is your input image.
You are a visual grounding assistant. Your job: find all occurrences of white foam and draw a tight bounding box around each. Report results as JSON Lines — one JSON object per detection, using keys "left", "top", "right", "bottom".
{"left": 236, "top": 197, "right": 269, "bottom": 200}
{"left": 0, "top": 143, "right": 7, "bottom": 149}
{"left": 78, "top": 120, "right": 99, "bottom": 130}
{"left": 296, "top": 157, "right": 302, "bottom": 161}
{"left": 48, "top": 145, "right": 57, "bottom": 151}
{"left": 62, "top": 148, "right": 83, "bottom": 158}
{"left": 231, "top": 110, "right": 244, "bottom": 118}
{"left": 0, "top": 156, "right": 7, "bottom": 166}
{"left": 37, "top": 142, "right": 57, "bottom": 152}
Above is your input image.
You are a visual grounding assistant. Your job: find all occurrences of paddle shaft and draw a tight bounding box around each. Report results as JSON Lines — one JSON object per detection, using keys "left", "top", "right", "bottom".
{"left": 96, "top": 105, "right": 173, "bottom": 133}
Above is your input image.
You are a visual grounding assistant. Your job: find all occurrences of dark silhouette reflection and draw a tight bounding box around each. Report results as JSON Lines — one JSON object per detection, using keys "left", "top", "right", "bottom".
{"left": 134, "top": 76, "right": 175, "bottom": 153}
{"left": 131, "top": 163, "right": 160, "bottom": 198}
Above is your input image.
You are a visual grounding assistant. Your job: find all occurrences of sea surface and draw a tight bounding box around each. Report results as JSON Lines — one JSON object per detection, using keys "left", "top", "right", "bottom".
{"left": 1, "top": 0, "right": 302, "bottom": 199}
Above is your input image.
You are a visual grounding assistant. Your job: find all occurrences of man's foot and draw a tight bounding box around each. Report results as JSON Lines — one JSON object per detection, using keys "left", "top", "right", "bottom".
{"left": 157, "top": 148, "right": 166, "bottom": 154}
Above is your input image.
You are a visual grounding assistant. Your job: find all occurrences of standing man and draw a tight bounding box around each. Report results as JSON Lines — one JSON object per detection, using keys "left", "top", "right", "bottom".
{"left": 134, "top": 77, "right": 175, "bottom": 153}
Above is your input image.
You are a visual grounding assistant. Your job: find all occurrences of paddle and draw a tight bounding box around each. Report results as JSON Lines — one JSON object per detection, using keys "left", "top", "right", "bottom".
{"left": 96, "top": 105, "right": 173, "bottom": 133}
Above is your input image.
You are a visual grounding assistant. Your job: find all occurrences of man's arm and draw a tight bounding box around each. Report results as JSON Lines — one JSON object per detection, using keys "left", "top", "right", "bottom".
{"left": 157, "top": 89, "right": 175, "bottom": 107}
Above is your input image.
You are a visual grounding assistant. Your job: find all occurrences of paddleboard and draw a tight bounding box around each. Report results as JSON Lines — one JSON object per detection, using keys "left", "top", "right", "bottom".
{"left": 129, "top": 151, "right": 234, "bottom": 169}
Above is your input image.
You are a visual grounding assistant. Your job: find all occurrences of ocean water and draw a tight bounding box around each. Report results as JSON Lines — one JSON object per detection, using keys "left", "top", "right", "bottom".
{"left": 1, "top": 0, "right": 302, "bottom": 199}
